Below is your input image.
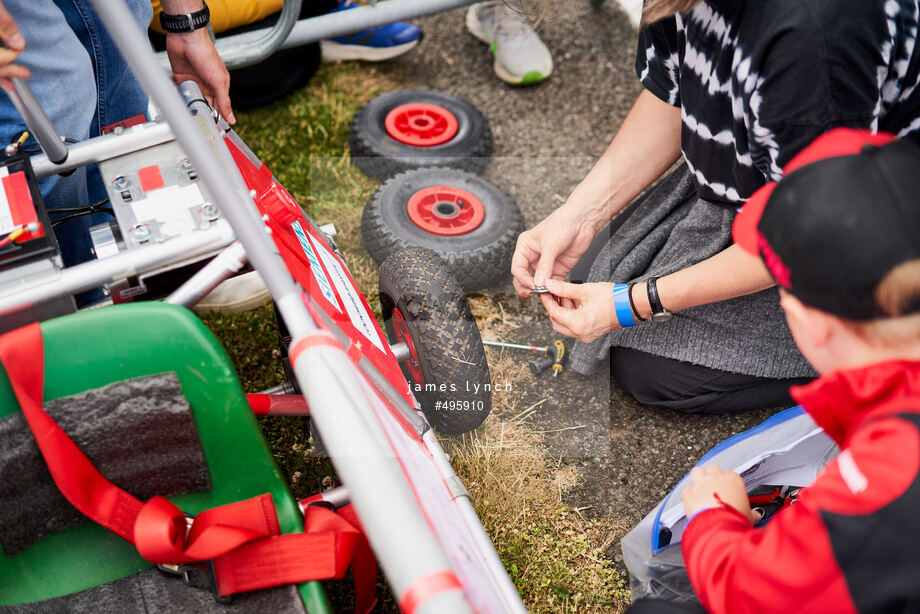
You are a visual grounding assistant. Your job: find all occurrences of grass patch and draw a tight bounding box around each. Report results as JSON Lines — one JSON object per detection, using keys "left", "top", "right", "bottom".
{"left": 202, "top": 61, "right": 630, "bottom": 612}
{"left": 447, "top": 351, "right": 630, "bottom": 613}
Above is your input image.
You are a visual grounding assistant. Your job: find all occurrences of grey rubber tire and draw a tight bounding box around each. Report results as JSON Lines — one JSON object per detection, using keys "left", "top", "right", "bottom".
{"left": 349, "top": 89, "right": 493, "bottom": 180}
{"left": 362, "top": 167, "right": 523, "bottom": 292}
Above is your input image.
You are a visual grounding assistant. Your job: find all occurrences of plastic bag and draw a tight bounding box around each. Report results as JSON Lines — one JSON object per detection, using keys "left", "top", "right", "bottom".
{"left": 621, "top": 406, "right": 839, "bottom": 602}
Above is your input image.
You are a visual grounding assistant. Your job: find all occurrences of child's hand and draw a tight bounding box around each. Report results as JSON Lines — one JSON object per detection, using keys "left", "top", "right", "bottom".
{"left": 682, "top": 464, "right": 760, "bottom": 525}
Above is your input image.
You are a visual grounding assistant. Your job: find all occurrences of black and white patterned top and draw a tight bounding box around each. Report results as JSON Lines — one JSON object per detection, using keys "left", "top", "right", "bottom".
{"left": 637, "top": 0, "right": 920, "bottom": 206}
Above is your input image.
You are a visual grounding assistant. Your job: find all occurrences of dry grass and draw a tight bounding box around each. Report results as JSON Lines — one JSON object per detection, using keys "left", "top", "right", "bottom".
{"left": 444, "top": 342, "right": 630, "bottom": 612}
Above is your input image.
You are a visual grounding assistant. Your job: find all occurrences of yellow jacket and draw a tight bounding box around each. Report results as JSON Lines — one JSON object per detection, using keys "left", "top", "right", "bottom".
{"left": 150, "top": 0, "right": 284, "bottom": 35}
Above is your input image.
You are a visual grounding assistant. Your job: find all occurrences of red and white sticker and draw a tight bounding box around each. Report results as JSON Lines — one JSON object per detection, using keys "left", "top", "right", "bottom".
{"left": 291, "top": 220, "right": 342, "bottom": 313}
{"left": 307, "top": 231, "right": 386, "bottom": 353}
{"left": 0, "top": 167, "right": 38, "bottom": 236}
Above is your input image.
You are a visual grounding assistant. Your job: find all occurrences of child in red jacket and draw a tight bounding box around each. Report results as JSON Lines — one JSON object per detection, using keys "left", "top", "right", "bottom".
{"left": 676, "top": 129, "right": 920, "bottom": 614}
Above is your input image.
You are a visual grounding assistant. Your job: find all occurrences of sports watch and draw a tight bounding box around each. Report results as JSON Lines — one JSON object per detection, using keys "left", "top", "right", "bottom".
{"left": 646, "top": 277, "right": 672, "bottom": 323}
{"left": 159, "top": 2, "right": 210, "bottom": 33}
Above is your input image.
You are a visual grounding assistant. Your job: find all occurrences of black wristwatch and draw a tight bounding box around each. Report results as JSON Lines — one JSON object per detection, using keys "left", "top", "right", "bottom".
{"left": 160, "top": 2, "right": 210, "bottom": 33}
{"left": 646, "top": 277, "right": 672, "bottom": 323}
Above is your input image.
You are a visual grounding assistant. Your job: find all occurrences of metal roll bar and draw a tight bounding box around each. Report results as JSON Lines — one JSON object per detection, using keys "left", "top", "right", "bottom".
{"left": 88, "top": 0, "right": 474, "bottom": 610}
{"left": 8, "top": 78, "right": 68, "bottom": 164}
{"left": 275, "top": 0, "right": 478, "bottom": 50}
{"left": 212, "top": 0, "right": 301, "bottom": 69}
{"left": 0, "top": 226, "right": 233, "bottom": 318}
{"left": 165, "top": 0, "right": 479, "bottom": 68}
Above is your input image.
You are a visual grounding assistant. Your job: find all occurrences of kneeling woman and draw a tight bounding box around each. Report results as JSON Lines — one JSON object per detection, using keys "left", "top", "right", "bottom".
{"left": 511, "top": 0, "right": 920, "bottom": 413}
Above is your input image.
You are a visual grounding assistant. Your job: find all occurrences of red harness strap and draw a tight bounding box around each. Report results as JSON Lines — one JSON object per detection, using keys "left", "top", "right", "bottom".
{"left": 0, "top": 323, "right": 376, "bottom": 613}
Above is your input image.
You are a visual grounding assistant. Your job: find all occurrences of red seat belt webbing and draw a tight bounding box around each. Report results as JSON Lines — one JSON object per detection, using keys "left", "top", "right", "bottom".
{"left": 0, "top": 323, "right": 143, "bottom": 543}
{"left": 337, "top": 504, "right": 378, "bottom": 614}
{"left": 0, "top": 324, "right": 379, "bottom": 613}
{"left": 0, "top": 323, "right": 274, "bottom": 563}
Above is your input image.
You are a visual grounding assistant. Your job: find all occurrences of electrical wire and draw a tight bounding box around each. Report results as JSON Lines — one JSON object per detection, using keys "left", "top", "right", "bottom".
{"left": 49, "top": 197, "right": 114, "bottom": 229}
{"left": 47, "top": 197, "right": 111, "bottom": 215}
{"left": 0, "top": 226, "right": 26, "bottom": 248}
{"left": 14, "top": 133, "right": 80, "bottom": 154}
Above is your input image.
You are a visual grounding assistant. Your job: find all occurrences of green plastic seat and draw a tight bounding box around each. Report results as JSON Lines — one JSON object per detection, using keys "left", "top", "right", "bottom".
{"left": 0, "top": 303, "right": 329, "bottom": 612}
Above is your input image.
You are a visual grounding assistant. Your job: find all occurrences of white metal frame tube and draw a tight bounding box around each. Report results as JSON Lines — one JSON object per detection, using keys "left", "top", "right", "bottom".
{"left": 31, "top": 121, "right": 173, "bottom": 179}
{"left": 423, "top": 430, "right": 530, "bottom": 613}
{"left": 9, "top": 78, "right": 68, "bottom": 164}
{"left": 291, "top": 345, "right": 471, "bottom": 612}
{"left": 279, "top": 0, "right": 478, "bottom": 49}
{"left": 164, "top": 240, "right": 247, "bottom": 308}
{"left": 0, "top": 227, "right": 231, "bottom": 318}
{"left": 89, "top": 1, "right": 474, "bottom": 609}
{"left": 211, "top": 0, "right": 301, "bottom": 68}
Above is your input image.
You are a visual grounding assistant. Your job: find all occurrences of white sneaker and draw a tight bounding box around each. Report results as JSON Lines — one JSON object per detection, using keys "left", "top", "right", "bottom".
{"left": 193, "top": 270, "right": 272, "bottom": 314}
{"left": 465, "top": 1, "right": 553, "bottom": 85}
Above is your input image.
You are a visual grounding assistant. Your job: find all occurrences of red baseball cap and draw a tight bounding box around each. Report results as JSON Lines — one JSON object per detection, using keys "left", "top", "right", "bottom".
{"left": 732, "top": 128, "right": 920, "bottom": 320}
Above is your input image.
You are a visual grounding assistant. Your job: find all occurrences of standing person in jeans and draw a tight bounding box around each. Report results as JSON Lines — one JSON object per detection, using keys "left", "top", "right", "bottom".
{"left": 511, "top": 0, "right": 920, "bottom": 413}
{"left": 0, "top": 0, "right": 231, "bottom": 275}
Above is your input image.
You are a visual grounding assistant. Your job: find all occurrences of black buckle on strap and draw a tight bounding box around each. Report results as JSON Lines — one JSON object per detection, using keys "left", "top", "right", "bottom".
{"left": 157, "top": 560, "right": 233, "bottom": 604}
{"left": 154, "top": 513, "right": 232, "bottom": 604}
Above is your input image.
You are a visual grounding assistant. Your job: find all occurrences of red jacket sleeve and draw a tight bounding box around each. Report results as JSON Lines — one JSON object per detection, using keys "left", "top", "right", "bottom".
{"left": 681, "top": 416, "right": 920, "bottom": 614}
{"left": 681, "top": 502, "right": 856, "bottom": 614}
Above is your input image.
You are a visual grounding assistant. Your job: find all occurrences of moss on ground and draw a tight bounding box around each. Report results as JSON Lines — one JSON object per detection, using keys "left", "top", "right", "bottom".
{"left": 201, "top": 62, "right": 630, "bottom": 612}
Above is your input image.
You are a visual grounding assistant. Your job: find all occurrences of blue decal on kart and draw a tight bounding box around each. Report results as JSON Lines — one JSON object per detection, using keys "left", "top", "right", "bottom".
{"left": 292, "top": 220, "right": 341, "bottom": 312}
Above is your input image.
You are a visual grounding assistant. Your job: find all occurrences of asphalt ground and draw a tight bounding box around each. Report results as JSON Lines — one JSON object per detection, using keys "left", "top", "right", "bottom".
{"left": 368, "top": 0, "right": 786, "bottom": 568}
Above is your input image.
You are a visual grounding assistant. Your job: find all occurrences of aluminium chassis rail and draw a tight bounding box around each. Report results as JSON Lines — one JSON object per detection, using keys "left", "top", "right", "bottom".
{"left": 160, "top": 0, "right": 479, "bottom": 70}
{"left": 216, "top": 0, "right": 478, "bottom": 68}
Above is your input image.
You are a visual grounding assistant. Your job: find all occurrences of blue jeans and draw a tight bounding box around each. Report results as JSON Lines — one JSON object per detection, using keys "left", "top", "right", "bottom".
{"left": 0, "top": 0, "right": 152, "bottom": 269}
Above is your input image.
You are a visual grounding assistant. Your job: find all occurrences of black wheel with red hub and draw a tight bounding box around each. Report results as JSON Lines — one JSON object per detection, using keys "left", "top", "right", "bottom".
{"left": 362, "top": 168, "right": 523, "bottom": 291}
{"left": 378, "top": 247, "right": 491, "bottom": 434}
{"left": 349, "top": 89, "right": 493, "bottom": 180}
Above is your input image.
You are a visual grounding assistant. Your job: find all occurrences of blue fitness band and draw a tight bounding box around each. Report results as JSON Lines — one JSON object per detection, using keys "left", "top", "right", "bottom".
{"left": 612, "top": 283, "right": 637, "bottom": 328}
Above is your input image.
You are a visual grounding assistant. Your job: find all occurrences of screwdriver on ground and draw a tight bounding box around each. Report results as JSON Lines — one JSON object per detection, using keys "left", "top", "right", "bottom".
{"left": 482, "top": 339, "right": 567, "bottom": 377}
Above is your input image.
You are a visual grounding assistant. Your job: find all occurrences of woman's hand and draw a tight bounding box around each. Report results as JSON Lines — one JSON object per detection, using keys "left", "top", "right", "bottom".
{"left": 682, "top": 465, "right": 759, "bottom": 525}
{"left": 0, "top": 1, "right": 30, "bottom": 91}
{"left": 165, "top": 28, "right": 234, "bottom": 124}
{"left": 511, "top": 206, "right": 601, "bottom": 298}
{"left": 538, "top": 279, "right": 619, "bottom": 342}
{"left": 510, "top": 92, "right": 683, "bottom": 298}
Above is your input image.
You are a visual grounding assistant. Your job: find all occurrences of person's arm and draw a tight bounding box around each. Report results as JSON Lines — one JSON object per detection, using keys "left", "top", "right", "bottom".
{"left": 161, "top": 0, "right": 234, "bottom": 124}
{"left": 510, "top": 89, "right": 682, "bottom": 296}
{"left": 565, "top": 88, "right": 685, "bottom": 227}
{"left": 0, "top": 1, "right": 29, "bottom": 91}
{"left": 680, "top": 417, "right": 917, "bottom": 613}
{"left": 679, "top": 494, "right": 839, "bottom": 614}
{"left": 632, "top": 243, "right": 774, "bottom": 318}
{"left": 540, "top": 245, "right": 773, "bottom": 343}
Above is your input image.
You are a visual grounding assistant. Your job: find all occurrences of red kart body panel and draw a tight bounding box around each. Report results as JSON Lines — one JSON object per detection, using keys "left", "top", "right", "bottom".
{"left": 225, "top": 136, "right": 414, "bottom": 408}
{"left": 223, "top": 134, "right": 519, "bottom": 613}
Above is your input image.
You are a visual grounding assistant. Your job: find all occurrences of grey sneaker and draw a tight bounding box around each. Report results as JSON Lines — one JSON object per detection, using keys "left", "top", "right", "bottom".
{"left": 465, "top": 1, "right": 553, "bottom": 85}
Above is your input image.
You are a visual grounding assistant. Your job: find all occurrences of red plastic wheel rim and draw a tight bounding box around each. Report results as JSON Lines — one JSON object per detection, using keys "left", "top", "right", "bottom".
{"left": 406, "top": 186, "right": 485, "bottom": 236}
{"left": 392, "top": 307, "right": 425, "bottom": 385}
{"left": 384, "top": 103, "right": 459, "bottom": 147}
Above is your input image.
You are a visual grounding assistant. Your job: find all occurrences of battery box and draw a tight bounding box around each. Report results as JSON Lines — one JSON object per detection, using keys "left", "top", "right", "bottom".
{"left": 0, "top": 150, "right": 74, "bottom": 333}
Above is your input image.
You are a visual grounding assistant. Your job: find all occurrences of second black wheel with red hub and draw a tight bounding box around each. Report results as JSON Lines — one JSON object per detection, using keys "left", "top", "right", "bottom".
{"left": 362, "top": 167, "right": 524, "bottom": 292}
{"left": 349, "top": 89, "right": 493, "bottom": 180}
